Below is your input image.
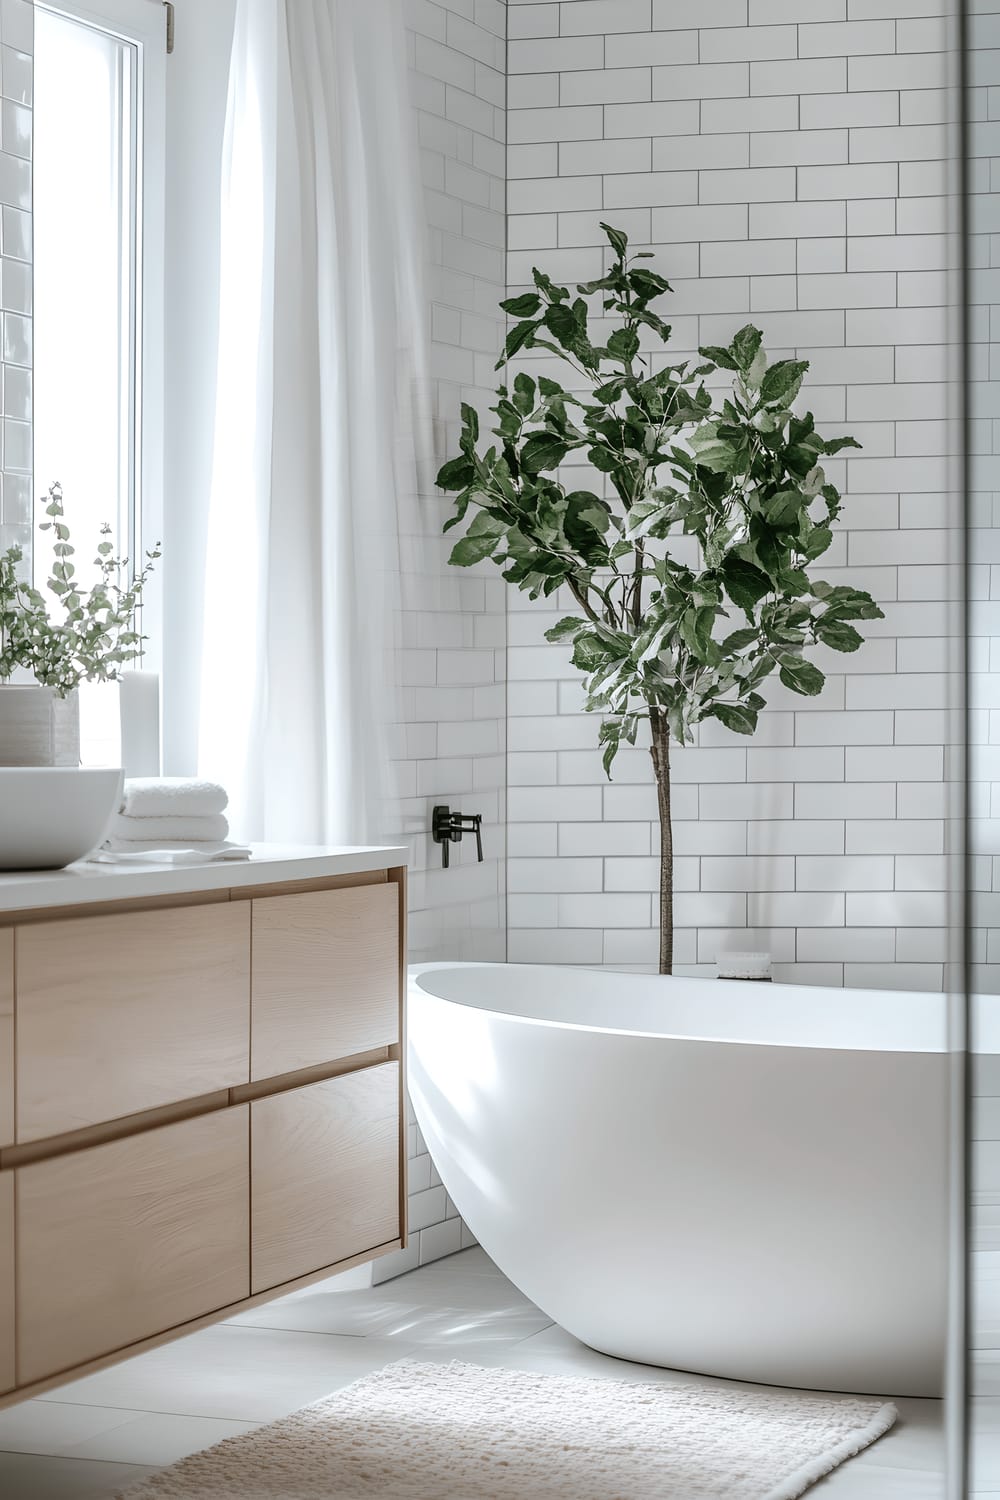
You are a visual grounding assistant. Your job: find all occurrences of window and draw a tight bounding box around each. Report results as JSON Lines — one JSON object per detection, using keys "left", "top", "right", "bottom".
{"left": 33, "top": 0, "right": 165, "bottom": 759}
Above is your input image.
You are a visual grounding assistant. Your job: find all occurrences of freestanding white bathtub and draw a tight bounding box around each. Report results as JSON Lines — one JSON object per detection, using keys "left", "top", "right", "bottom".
{"left": 407, "top": 961, "right": 954, "bottom": 1399}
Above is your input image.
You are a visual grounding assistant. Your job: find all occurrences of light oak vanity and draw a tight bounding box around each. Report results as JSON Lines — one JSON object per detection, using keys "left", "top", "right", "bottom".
{"left": 0, "top": 845, "right": 408, "bottom": 1404}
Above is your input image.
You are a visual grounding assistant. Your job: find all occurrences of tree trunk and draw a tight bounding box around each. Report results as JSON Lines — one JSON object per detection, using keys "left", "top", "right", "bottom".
{"left": 649, "top": 707, "right": 673, "bottom": 976}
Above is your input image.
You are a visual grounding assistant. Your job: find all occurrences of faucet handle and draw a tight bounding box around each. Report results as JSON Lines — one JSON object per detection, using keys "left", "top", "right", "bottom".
{"left": 431, "top": 806, "right": 484, "bottom": 868}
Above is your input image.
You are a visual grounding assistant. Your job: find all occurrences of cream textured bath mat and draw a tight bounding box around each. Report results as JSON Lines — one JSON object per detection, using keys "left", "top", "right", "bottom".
{"left": 115, "top": 1357, "right": 897, "bottom": 1500}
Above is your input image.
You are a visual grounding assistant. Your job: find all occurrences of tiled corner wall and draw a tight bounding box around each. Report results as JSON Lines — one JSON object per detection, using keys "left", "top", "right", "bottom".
{"left": 0, "top": 0, "right": 32, "bottom": 567}
{"left": 375, "top": 0, "right": 508, "bottom": 1280}
{"left": 398, "top": 0, "right": 507, "bottom": 975}
{"left": 504, "top": 0, "right": 963, "bottom": 989}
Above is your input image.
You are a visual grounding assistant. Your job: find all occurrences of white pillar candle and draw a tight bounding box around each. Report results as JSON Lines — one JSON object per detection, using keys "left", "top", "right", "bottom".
{"left": 119, "top": 670, "right": 161, "bottom": 778}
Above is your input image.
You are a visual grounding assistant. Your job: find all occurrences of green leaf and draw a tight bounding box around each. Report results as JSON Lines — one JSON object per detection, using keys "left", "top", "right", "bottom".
{"left": 593, "top": 377, "right": 627, "bottom": 405}
{"left": 802, "top": 464, "right": 825, "bottom": 497}
{"left": 763, "top": 489, "right": 804, "bottom": 528}
{"left": 600, "top": 222, "right": 629, "bottom": 259}
{"left": 448, "top": 511, "right": 505, "bottom": 567}
{"left": 544, "top": 615, "right": 586, "bottom": 643}
{"left": 823, "top": 434, "right": 863, "bottom": 454}
{"left": 705, "top": 700, "right": 759, "bottom": 735}
{"left": 576, "top": 275, "right": 619, "bottom": 296}
{"left": 460, "top": 403, "right": 480, "bottom": 446}
{"left": 533, "top": 267, "right": 570, "bottom": 302}
{"left": 745, "top": 347, "right": 768, "bottom": 390}
{"left": 543, "top": 301, "right": 585, "bottom": 350}
{"left": 448, "top": 532, "right": 501, "bottom": 567}
{"left": 571, "top": 632, "right": 611, "bottom": 671}
{"left": 721, "top": 556, "right": 772, "bottom": 616}
{"left": 721, "top": 627, "right": 758, "bottom": 653}
{"left": 628, "top": 268, "right": 671, "bottom": 301}
{"left": 588, "top": 444, "right": 622, "bottom": 474}
{"left": 679, "top": 604, "right": 721, "bottom": 665}
{"left": 500, "top": 292, "right": 542, "bottom": 317}
{"left": 635, "top": 309, "right": 672, "bottom": 342}
{"left": 436, "top": 457, "right": 475, "bottom": 491}
{"left": 697, "top": 344, "right": 739, "bottom": 371}
{"left": 598, "top": 719, "right": 622, "bottom": 777}
{"left": 760, "top": 359, "right": 809, "bottom": 407}
{"left": 497, "top": 319, "right": 538, "bottom": 368}
{"left": 731, "top": 325, "right": 763, "bottom": 373}
{"left": 801, "top": 525, "right": 833, "bottom": 561}
{"left": 520, "top": 432, "right": 570, "bottom": 472}
{"left": 693, "top": 439, "right": 740, "bottom": 474}
{"left": 512, "top": 372, "right": 537, "bottom": 416}
{"left": 494, "top": 399, "right": 522, "bottom": 441}
{"left": 607, "top": 326, "right": 640, "bottom": 364}
{"left": 566, "top": 491, "right": 611, "bottom": 535}
{"left": 812, "top": 586, "right": 883, "bottom": 622}
{"left": 816, "top": 618, "right": 864, "bottom": 652}
{"left": 778, "top": 656, "right": 825, "bottom": 696}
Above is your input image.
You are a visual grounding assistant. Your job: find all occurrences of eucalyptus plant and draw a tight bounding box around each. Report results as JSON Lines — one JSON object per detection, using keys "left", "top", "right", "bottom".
{"left": 437, "top": 223, "right": 883, "bottom": 975}
{"left": 0, "top": 482, "right": 160, "bottom": 694}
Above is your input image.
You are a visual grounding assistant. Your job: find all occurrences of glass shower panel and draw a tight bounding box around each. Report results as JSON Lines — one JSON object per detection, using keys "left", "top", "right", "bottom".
{"left": 968, "top": 4, "right": 1000, "bottom": 1495}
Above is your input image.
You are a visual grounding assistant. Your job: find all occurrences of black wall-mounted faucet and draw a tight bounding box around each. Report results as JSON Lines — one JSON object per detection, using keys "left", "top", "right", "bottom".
{"left": 432, "top": 806, "right": 484, "bottom": 868}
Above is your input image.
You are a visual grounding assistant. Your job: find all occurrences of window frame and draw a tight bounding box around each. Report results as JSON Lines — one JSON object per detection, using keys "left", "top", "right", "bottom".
{"left": 33, "top": 0, "right": 166, "bottom": 670}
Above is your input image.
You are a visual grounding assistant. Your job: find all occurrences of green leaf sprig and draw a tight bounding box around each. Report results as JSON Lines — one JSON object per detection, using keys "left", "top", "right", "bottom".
{"left": 0, "top": 482, "right": 161, "bottom": 695}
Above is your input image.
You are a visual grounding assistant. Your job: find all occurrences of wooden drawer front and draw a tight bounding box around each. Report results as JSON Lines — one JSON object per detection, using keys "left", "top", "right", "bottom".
{"left": 16, "top": 902, "right": 251, "bottom": 1142}
{"left": 251, "top": 883, "right": 399, "bottom": 1079}
{"left": 0, "top": 1171, "right": 12, "bottom": 1393}
{"left": 251, "top": 1062, "right": 399, "bottom": 1293}
{"left": 17, "top": 1107, "right": 249, "bottom": 1385}
{"left": 0, "top": 929, "right": 11, "bottom": 1149}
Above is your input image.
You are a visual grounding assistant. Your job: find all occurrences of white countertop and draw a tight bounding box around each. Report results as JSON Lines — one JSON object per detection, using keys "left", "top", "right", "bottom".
{"left": 0, "top": 843, "right": 408, "bottom": 914}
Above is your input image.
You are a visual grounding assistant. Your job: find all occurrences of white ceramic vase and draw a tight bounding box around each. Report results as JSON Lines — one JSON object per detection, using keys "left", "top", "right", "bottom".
{"left": 0, "top": 684, "right": 81, "bottom": 766}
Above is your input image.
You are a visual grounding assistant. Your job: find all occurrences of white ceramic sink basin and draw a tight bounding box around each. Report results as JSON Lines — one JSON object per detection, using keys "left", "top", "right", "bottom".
{"left": 0, "top": 767, "right": 122, "bottom": 869}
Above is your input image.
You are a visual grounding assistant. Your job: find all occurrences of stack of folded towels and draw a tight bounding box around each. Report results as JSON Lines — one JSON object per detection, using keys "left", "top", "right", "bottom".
{"left": 104, "top": 777, "right": 245, "bottom": 856}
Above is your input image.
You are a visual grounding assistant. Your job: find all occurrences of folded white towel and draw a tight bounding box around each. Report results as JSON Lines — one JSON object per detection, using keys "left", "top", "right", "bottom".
{"left": 110, "top": 813, "right": 230, "bottom": 842}
{"left": 94, "top": 841, "right": 251, "bottom": 862}
{"left": 121, "top": 777, "right": 228, "bottom": 818}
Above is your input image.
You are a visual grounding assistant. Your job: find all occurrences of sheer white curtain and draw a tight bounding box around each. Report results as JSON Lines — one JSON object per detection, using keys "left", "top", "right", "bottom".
{"left": 198, "top": 0, "right": 427, "bottom": 844}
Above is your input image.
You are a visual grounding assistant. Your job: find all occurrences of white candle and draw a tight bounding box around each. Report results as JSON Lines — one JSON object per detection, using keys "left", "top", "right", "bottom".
{"left": 119, "top": 670, "right": 161, "bottom": 778}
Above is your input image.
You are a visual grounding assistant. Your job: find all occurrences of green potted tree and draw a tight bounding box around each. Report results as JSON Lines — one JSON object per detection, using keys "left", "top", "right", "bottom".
{"left": 437, "top": 223, "right": 882, "bottom": 974}
{"left": 0, "top": 483, "right": 159, "bottom": 766}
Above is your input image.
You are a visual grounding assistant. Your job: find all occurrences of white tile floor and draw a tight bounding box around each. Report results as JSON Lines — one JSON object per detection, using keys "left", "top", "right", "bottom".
{"left": 0, "top": 1245, "right": 978, "bottom": 1497}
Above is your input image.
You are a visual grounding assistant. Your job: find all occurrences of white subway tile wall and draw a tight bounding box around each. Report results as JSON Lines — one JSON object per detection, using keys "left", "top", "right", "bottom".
{"left": 400, "top": 0, "right": 507, "bottom": 970}
{"left": 378, "top": 0, "right": 509, "bottom": 1277}
{"left": 0, "top": 0, "right": 30, "bottom": 562}
{"left": 505, "top": 0, "right": 965, "bottom": 989}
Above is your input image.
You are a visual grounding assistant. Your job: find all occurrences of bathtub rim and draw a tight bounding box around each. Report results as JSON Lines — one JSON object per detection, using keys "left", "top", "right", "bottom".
{"left": 408, "top": 960, "right": 965, "bottom": 1055}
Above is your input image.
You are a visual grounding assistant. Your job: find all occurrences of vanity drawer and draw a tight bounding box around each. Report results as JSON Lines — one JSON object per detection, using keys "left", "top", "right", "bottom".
{"left": 0, "top": 1170, "right": 12, "bottom": 1394}
{"left": 16, "top": 902, "right": 251, "bottom": 1142}
{"left": 250, "top": 883, "right": 399, "bottom": 1078}
{"left": 0, "top": 929, "right": 11, "bottom": 1148}
{"left": 250, "top": 1062, "right": 400, "bottom": 1293}
{"left": 16, "top": 1107, "right": 249, "bottom": 1385}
